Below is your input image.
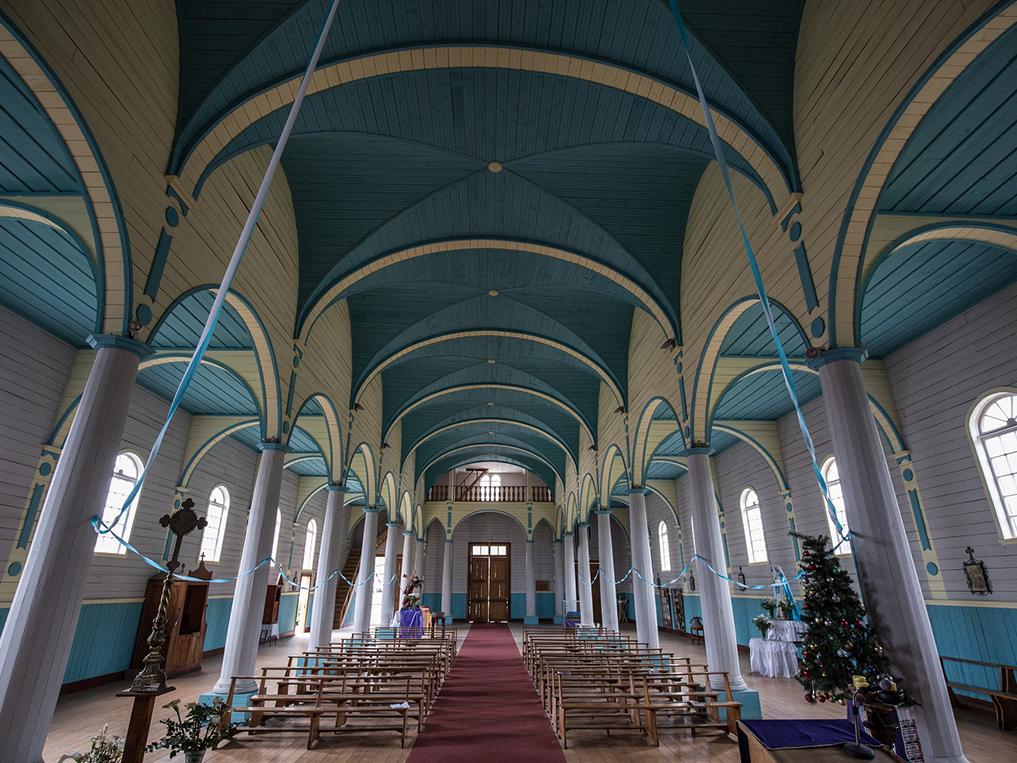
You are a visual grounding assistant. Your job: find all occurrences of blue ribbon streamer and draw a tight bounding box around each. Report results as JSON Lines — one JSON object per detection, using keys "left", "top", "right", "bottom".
{"left": 94, "top": 0, "right": 343, "bottom": 536}
{"left": 92, "top": 517, "right": 393, "bottom": 591}
{"left": 578, "top": 554, "right": 804, "bottom": 593}
{"left": 667, "top": 1, "right": 848, "bottom": 543}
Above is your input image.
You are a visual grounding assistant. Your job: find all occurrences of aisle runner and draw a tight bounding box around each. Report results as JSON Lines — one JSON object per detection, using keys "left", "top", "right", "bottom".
{"left": 408, "top": 624, "right": 564, "bottom": 762}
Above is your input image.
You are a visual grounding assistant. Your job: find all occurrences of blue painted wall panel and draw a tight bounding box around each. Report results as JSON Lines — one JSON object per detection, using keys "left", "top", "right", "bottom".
{"left": 203, "top": 597, "right": 233, "bottom": 652}
{"left": 62, "top": 602, "right": 143, "bottom": 683}
{"left": 279, "top": 592, "right": 299, "bottom": 634}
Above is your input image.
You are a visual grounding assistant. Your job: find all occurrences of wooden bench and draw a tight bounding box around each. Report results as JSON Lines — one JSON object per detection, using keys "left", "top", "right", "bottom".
{"left": 940, "top": 656, "right": 1017, "bottom": 730}
{"left": 225, "top": 669, "right": 424, "bottom": 749}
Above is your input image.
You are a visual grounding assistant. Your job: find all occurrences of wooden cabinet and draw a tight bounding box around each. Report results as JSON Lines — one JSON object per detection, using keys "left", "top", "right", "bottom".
{"left": 129, "top": 561, "right": 212, "bottom": 678}
{"left": 657, "top": 584, "right": 686, "bottom": 634}
{"left": 263, "top": 582, "right": 281, "bottom": 625}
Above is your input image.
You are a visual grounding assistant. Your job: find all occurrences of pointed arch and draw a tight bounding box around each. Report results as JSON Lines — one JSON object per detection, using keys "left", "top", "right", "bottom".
{"left": 631, "top": 396, "right": 683, "bottom": 487}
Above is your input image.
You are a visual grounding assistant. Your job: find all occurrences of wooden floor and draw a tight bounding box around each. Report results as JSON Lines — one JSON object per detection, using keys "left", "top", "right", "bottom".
{"left": 45, "top": 624, "right": 1015, "bottom": 762}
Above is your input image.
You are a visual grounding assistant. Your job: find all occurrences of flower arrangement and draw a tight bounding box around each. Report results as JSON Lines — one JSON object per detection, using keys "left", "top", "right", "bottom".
{"left": 146, "top": 698, "right": 238, "bottom": 758}
{"left": 752, "top": 613, "right": 771, "bottom": 638}
{"left": 58, "top": 725, "right": 124, "bottom": 763}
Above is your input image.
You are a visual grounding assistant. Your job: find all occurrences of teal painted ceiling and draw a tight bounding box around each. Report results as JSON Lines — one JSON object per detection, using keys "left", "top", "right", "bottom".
{"left": 861, "top": 239, "right": 1017, "bottom": 358}
{"left": 160, "top": 1, "right": 812, "bottom": 481}
{"left": 0, "top": 217, "right": 97, "bottom": 344}
{"left": 0, "top": 57, "right": 79, "bottom": 193}
{"left": 137, "top": 361, "right": 259, "bottom": 417}
{"left": 880, "top": 25, "right": 1017, "bottom": 217}
{"left": 714, "top": 368, "right": 821, "bottom": 421}
{"left": 172, "top": 0, "right": 797, "bottom": 179}
{"left": 150, "top": 289, "right": 254, "bottom": 349}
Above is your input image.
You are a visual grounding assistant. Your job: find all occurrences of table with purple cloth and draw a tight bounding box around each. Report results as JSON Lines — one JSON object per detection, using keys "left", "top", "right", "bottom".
{"left": 738, "top": 720, "right": 897, "bottom": 762}
{"left": 398, "top": 607, "right": 424, "bottom": 638}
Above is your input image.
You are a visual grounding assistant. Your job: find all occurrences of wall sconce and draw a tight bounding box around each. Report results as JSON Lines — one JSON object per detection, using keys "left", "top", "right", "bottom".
{"left": 688, "top": 571, "right": 696, "bottom": 592}
{"left": 963, "top": 546, "right": 992, "bottom": 596}
{"left": 737, "top": 566, "right": 746, "bottom": 588}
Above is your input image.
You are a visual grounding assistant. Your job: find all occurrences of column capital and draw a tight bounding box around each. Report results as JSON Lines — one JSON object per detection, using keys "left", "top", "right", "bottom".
{"left": 525, "top": 537, "right": 535, "bottom": 544}
{"left": 685, "top": 446, "right": 713, "bottom": 456}
{"left": 592, "top": 507, "right": 612, "bottom": 515}
{"left": 86, "top": 333, "right": 154, "bottom": 359}
{"left": 402, "top": 530, "right": 416, "bottom": 537}
{"left": 576, "top": 521, "right": 590, "bottom": 529}
{"left": 325, "top": 482, "right": 346, "bottom": 493}
{"left": 363, "top": 505, "right": 382, "bottom": 514}
{"left": 628, "top": 486, "right": 650, "bottom": 494}
{"left": 386, "top": 520, "right": 400, "bottom": 528}
{"left": 806, "top": 346, "right": 867, "bottom": 370}
{"left": 444, "top": 536, "right": 453, "bottom": 544}
{"left": 256, "top": 441, "right": 288, "bottom": 453}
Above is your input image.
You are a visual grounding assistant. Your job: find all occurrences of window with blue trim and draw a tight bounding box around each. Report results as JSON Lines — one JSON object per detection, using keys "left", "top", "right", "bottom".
{"left": 821, "top": 457, "right": 850, "bottom": 554}
{"left": 970, "top": 391, "right": 1017, "bottom": 540}
{"left": 658, "top": 521, "right": 671, "bottom": 570}
{"left": 740, "top": 488, "right": 768, "bottom": 563}
{"left": 302, "top": 518, "right": 317, "bottom": 569}
{"left": 199, "top": 485, "right": 230, "bottom": 562}
{"left": 94, "top": 452, "right": 143, "bottom": 555}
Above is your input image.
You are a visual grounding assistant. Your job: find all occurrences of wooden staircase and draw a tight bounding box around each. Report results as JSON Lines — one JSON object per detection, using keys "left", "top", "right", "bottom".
{"left": 333, "top": 521, "right": 390, "bottom": 629}
{"left": 332, "top": 545, "right": 361, "bottom": 629}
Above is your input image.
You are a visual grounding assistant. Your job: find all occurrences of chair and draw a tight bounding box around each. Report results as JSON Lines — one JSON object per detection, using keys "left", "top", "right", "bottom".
{"left": 689, "top": 616, "right": 704, "bottom": 645}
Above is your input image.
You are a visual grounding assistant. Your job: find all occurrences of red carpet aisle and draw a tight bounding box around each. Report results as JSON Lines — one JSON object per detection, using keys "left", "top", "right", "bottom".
{"left": 407, "top": 624, "right": 565, "bottom": 762}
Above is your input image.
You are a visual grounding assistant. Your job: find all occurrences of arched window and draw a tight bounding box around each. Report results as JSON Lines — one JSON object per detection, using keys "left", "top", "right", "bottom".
{"left": 822, "top": 457, "right": 850, "bottom": 554}
{"left": 302, "top": 518, "right": 318, "bottom": 569}
{"left": 199, "top": 485, "right": 230, "bottom": 562}
{"left": 969, "top": 391, "right": 1017, "bottom": 539}
{"left": 740, "top": 488, "right": 768, "bottom": 563}
{"left": 658, "top": 521, "right": 671, "bottom": 570}
{"left": 94, "top": 452, "right": 144, "bottom": 555}
{"left": 271, "top": 509, "right": 282, "bottom": 561}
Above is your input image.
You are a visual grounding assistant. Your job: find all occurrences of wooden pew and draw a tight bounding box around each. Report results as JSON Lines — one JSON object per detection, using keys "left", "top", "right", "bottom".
{"left": 940, "top": 656, "right": 1017, "bottom": 730}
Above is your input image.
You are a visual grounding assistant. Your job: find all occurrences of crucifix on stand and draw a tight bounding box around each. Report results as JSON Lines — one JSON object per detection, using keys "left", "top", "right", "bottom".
{"left": 116, "top": 498, "right": 206, "bottom": 763}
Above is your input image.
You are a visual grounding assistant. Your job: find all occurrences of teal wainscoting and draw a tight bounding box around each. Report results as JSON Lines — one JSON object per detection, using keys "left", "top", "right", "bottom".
{"left": 203, "top": 597, "right": 233, "bottom": 652}
{"left": 510, "top": 592, "right": 525, "bottom": 619}
{"left": 683, "top": 593, "right": 702, "bottom": 631}
{"left": 0, "top": 601, "right": 144, "bottom": 684}
{"left": 927, "top": 603, "right": 1017, "bottom": 697}
{"left": 421, "top": 593, "right": 440, "bottom": 612}
{"left": 62, "top": 601, "right": 143, "bottom": 683}
{"left": 452, "top": 592, "right": 467, "bottom": 620}
{"left": 537, "top": 591, "right": 555, "bottom": 620}
{"left": 279, "top": 592, "right": 299, "bottom": 633}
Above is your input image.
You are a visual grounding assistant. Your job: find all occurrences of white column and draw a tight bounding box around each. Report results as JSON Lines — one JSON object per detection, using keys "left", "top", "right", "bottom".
{"left": 400, "top": 530, "right": 415, "bottom": 596}
{"left": 352, "top": 507, "right": 380, "bottom": 634}
{"left": 595, "top": 509, "right": 619, "bottom": 631}
{"left": 414, "top": 536, "right": 426, "bottom": 593}
{"left": 576, "top": 522, "right": 595, "bottom": 626}
{"left": 524, "top": 539, "right": 538, "bottom": 624}
{"left": 310, "top": 484, "right": 347, "bottom": 648}
{"left": 562, "top": 531, "right": 578, "bottom": 614}
{"left": 551, "top": 540, "right": 564, "bottom": 623}
{"left": 441, "top": 537, "right": 453, "bottom": 622}
{"left": 213, "top": 443, "right": 286, "bottom": 694}
{"left": 628, "top": 489, "right": 660, "bottom": 649}
{"left": 0, "top": 335, "right": 150, "bottom": 760}
{"left": 687, "top": 451, "right": 746, "bottom": 690}
{"left": 379, "top": 521, "right": 401, "bottom": 626}
{"left": 817, "top": 351, "right": 967, "bottom": 763}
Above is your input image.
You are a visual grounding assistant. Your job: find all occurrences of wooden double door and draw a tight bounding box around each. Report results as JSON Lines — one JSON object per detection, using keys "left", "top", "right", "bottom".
{"left": 468, "top": 542, "right": 511, "bottom": 622}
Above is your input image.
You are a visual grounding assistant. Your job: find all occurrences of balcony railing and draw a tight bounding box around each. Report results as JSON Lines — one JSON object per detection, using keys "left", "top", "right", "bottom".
{"left": 426, "top": 485, "right": 553, "bottom": 503}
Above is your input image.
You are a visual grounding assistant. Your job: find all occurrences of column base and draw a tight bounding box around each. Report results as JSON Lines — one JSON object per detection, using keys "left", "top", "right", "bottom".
{"left": 199, "top": 690, "right": 258, "bottom": 724}
{"left": 716, "top": 688, "right": 761, "bottom": 720}
{"left": 524, "top": 615, "right": 540, "bottom": 625}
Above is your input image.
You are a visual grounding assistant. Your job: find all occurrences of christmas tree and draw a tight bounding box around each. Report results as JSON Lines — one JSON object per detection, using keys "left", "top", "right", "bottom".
{"left": 795, "top": 534, "right": 894, "bottom": 704}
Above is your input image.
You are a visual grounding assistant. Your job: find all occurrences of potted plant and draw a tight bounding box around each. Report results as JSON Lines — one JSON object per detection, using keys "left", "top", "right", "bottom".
{"left": 146, "top": 698, "right": 238, "bottom": 762}
{"left": 58, "top": 725, "right": 124, "bottom": 762}
{"left": 752, "top": 613, "right": 771, "bottom": 638}
{"left": 760, "top": 598, "right": 778, "bottom": 620}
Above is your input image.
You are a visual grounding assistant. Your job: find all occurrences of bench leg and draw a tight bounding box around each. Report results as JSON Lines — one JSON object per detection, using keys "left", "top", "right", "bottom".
{"left": 993, "top": 696, "right": 1017, "bottom": 731}
{"left": 307, "top": 714, "right": 320, "bottom": 750}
